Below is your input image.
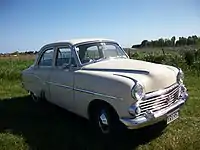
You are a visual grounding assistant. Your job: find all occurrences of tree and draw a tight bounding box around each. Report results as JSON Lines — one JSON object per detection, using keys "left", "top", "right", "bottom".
{"left": 192, "top": 35, "right": 198, "bottom": 45}
{"left": 141, "top": 40, "right": 149, "bottom": 47}
{"left": 171, "top": 36, "right": 176, "bottom": 46}
{"left": 158, "top": 38, "right": 164, "bottom": 47}
{"left": 11, "top": 51, "right": 19, "bottom": 55}
{"left": 187, "top": 36, "right": 193, "bottom": 45}
{"left": 131, "top": 35, "right": 200, "bottom": 48}
{"left": 164, "top": 39, "right": 172, "bottom": 47}
{"left": 176, "top": 37, "right": 187, "bottom": 46}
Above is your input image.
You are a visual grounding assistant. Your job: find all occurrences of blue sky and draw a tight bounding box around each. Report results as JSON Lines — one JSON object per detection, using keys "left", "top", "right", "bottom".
{"left": 0, "top": 0, "right": 200, "bottom": 52}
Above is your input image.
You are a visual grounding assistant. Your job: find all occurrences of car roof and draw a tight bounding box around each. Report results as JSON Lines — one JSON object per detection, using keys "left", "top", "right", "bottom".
{"left": 39, "top": 38, "right": 117, "bottom": 52}
{"left": 53, "top": 38, "right": 116, "bottom": 45}
{"left": 67, "top": 38, "right": 116, "bottom": 45}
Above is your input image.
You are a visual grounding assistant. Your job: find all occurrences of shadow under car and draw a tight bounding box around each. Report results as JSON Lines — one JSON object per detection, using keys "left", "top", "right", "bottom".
{"left": 0, "top": 96, "right": 167, "bottom": 150}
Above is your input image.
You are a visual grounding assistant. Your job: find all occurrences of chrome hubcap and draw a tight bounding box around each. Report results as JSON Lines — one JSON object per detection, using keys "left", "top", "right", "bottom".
{"left": 30, "top": 92, "right": 39, "bottom": 102}
{"left": 98, "top": 110, "right": 109, "bottom": 134}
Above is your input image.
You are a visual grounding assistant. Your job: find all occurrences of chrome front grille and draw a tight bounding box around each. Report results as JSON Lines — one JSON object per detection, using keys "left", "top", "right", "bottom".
{"left": 139, "top": 84, "right": 180, "bottom": 115}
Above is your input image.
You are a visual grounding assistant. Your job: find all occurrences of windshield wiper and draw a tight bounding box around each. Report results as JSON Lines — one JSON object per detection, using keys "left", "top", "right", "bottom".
{"left": 93, "top": 57, "right": 107, "bottom": 62}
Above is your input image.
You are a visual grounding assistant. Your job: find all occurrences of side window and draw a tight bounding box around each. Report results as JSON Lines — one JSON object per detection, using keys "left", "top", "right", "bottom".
{"left": 56, "top": 47, "right": 72, "bottom": 67}
{"left": 78, "top": 45, "right": 101, "bottom": 64}
{"left": 86, "top": 46, "right": 100, "bottom": 59}
{"left": 103, "top": 44, "right": 119, "bottom": 57}
{"left": 38, "top": 48, "right": 54, "bottom": 66}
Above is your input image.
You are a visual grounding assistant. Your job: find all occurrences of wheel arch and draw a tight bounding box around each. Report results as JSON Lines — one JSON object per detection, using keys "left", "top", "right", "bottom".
{"left": 87, "top": 99, "right": 119, "bottom": 121}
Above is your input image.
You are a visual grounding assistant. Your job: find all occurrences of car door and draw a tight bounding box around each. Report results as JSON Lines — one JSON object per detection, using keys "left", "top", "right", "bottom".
{"left": 48, "top": 45, "right": 75, "bottom": 111}
{"left": 31, "top": 47, "right": 55, "bottom": 101}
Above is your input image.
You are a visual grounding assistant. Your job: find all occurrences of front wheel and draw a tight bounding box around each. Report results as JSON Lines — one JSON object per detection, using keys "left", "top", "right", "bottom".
{"left": 98, "top": 109, "right": 111, "bottom": 134}
{"left": 93, "top": 105, "right": 123, "bottom": 135}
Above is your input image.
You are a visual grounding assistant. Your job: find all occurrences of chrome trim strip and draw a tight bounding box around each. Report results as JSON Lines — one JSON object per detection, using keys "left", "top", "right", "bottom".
{"left": 82, "top": 68, "right": 149, "bottom": 75}
{"left": 144, "top": 83, "right": 179, "bottom": 99}
{"left": 47, "top": 81, "right": 73, "bottom": 89}
{"left": 47, "top": 81, "right": 120, "bottom": 100}
{"left": 74, "top": 88, "right": 120, "bottom": 100}
{"left": 113, "top": 74, "right": 138, "bottom": 82}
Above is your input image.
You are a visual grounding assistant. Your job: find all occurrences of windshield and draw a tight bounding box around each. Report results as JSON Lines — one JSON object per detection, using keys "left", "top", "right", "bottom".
{"left": 75, "top": 42, "right": 128, "bottom": 64}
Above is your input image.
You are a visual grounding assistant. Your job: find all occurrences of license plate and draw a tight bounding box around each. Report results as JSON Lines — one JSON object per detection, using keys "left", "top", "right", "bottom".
{"left": 167, "top": 111, "right": 179, "bottom": 124}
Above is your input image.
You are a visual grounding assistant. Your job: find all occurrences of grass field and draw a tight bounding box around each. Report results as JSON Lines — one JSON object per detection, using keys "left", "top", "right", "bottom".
{"left": 0, "top": 53, "right": 200, "bottom": 150}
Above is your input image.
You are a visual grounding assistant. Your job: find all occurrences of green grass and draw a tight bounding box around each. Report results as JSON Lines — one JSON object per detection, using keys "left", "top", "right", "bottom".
{"left": 0, "top": 54, "right": 200, "bottom": 150}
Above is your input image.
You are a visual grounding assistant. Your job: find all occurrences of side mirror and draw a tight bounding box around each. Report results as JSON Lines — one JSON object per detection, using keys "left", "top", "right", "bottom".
{"left": 61, "top": 63, "right": 77, "bottom": 70}
{"left": 61, "top": 63, "right": 70, "bottom": 69}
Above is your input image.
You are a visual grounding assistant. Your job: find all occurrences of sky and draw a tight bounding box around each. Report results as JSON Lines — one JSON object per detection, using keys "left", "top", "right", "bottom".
{"left": 0, "top": 0, "right": 200, "bottom": 53}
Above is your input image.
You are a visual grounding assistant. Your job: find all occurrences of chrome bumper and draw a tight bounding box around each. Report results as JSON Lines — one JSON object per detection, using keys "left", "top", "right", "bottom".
{"left": 120, "top": 85, "right": 188, "bottom": 129}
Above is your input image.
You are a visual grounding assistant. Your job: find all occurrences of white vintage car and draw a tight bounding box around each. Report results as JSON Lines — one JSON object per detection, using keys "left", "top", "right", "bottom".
{"left": 22, "top": 38, "right": 188, "bottom": 134}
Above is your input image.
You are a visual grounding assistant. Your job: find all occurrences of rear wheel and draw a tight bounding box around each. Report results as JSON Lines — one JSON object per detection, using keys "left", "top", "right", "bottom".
{"left": 30, "top": 91, "right": 45, "bottom": 103}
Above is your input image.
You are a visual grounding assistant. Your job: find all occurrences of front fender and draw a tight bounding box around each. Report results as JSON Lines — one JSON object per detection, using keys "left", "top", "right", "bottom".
{"left": 73, "top": 70, "right": 136, "bottom": 119}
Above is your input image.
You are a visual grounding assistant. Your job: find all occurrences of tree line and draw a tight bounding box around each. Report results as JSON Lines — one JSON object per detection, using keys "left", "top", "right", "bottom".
{"left": 0, "top": 50, "right": 38, "bottom": 56}
{"left": 132, "top": 35, "right": 200, "bottom": 48}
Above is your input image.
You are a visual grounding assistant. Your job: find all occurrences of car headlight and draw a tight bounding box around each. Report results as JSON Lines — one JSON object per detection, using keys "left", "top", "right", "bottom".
{"left": 177, "top": 69, "right": 184, "bottom": 84}
{"left": 131, "top": 82, "right": 145, "bottom": 101}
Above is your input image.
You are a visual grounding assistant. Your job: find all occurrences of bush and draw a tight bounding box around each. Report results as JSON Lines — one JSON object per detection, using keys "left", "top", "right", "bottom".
{"left": 184, "top": 50, "right": 195, "bottom": 66}
{"left": 131, "top": 49, "right": 200, "bottom": 74}
{"left": 0, "top": 59, "right": 34, "bottom": 81}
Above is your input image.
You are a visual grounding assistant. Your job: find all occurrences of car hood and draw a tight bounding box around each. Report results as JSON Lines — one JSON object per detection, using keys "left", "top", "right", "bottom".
{"left": 82, "top": 59, "right": 179, "bottom": 93}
